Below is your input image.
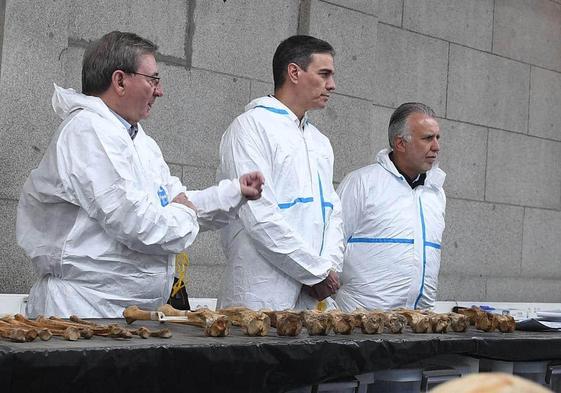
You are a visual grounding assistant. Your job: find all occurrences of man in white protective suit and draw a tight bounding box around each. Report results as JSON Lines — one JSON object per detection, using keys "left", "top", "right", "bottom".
{"left": 335, "top": 102, "right": 446, "bottom": 312}
{"left": 217, "top": 35, "right": 345, "bottom": 310}
{"left": 16, "top": 31, "right": 264, "bottom": 318}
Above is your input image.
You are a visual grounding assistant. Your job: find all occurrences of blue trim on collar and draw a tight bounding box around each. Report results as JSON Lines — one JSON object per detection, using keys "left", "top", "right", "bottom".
{"left": 254, "top": 105, "right": 289, "bottom": 115}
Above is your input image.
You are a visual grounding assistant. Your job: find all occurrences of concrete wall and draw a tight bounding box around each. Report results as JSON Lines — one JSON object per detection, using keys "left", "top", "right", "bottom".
{"left": 1, "top": 0, "right": 560, "bottom": 303}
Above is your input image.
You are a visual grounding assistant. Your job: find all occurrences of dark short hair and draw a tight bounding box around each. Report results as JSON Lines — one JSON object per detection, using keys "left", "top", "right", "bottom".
{"left": 82, "top": 31, "right": 158, "bottom": 95}
{"left": 272, "top": 35, "right": 335, "bottom": 91}
{"left": 388, "top": 102, "right": 436, "bottom": 148}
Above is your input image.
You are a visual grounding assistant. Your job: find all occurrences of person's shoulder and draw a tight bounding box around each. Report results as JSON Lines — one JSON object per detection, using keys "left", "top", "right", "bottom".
{"left": 350, "top": 162, "right": 384, "bottom": 180}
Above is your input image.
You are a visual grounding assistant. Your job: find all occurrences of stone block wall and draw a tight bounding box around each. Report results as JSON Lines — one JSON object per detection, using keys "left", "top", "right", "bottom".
{"left": 1, "top": 0, "right": 560, "bottom": 302}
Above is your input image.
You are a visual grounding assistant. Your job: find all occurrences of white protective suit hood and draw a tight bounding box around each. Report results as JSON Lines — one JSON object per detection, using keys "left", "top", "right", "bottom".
{"left": 335, "top": 148, "right": 446, "bottom": 311}
{"left": 17, "top": 85, "right": 241, "bottom": 318}
{"left": 217, "top": 96, "right": 345, "bottom": 310}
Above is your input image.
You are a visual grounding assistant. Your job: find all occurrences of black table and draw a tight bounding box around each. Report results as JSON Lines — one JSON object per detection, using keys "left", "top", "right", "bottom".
{"left": 2, "top": 320, "right": 561, "bottom": 393}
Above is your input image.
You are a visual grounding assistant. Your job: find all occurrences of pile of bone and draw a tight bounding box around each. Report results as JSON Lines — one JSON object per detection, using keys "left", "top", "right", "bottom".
{"left": 0, "top": 314, "right": 172, "bottom": 343}
{"left": 123, "top": 305, "right": 514, "bottom": 338}
{"left": 455, "top": 306, "right": 516, "bottom": 333}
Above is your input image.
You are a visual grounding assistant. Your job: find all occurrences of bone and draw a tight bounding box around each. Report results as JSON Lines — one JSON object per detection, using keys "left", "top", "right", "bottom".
{"left": 455, "top": 307, "right": 478, "bottom": 325}
{"left": 420, "top": 310, "right": 450, "bottom": 333}
{"left": 0, "top": 318, "right": 51, "bottom": 341}
{"left": 157, "top": 304, "right": 230, "bottom": 337}
{"left": 261, "top": 310, "right": 303, "bottom": 336}
{"left": 129, "top": 326, "right": 172, "bottom": 339}
{"left": 327, "top": 310, "right": 355, "bottom": 335}
{"left": 0, "top": 325, "right": 28, "bottom": 342}
{"left": 45, "top": 316, "right": 96, "bottom": 338}
{"left": 217, "top": 307, "right": 270, "bottom": 336}
{"left": 301, "top": 310, "right": 333, "bottom": 336}
{"left": 383, "top": 312, "right": 407, "bottom": 334}
{"left": 455, "top": 307, "right": 499, "bottom": 332}
{"left": 495, "top": 314, "right": 516, "bottom": 333}
{"left": 447, "top": 312, "right": 469, "bottom": 332}
{"left": 123, "top": 306, "right": 160, "bottom": 325}
{"left": 351, "top": 310, "right": 384, "bottom": 334}
{"left": 12, "top": 314, "right": 83, "bottom": 340}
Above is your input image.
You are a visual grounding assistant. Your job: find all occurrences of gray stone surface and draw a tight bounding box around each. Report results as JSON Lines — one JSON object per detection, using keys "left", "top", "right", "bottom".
{"left": 370, "top": 105, "right": 395, "bottom": 153}
{"left": 494, "top": 0, "right": 561, "bottom": 73}
{"left": 182, "top": 164, "right": 217, "bottom": 191}
{"left": 0, "top": 0, "right": 68, "bottom": 199}
{"left": 486, "top": 129, "right": 561, "bottom": 209}
{"left": 321, "top": 0, "right": 376, "bottom": 14}
{"left": 60, "top": 46, "right": 84, "bottom": 91}
{"left": 187, "top": 230, "right": 226, "bottom": 268}
{"left": 143, "top": 65, "right": 250, "bottom": 167}
{"left": 447, "top": 45, "right": 530, "bottom": 133}
{"left": 309, "top": 94, "right": 376, "bottom": 182}
{"left": 485, "top": 277, "right": 561, "bottom": 302}
{"left": 437, "top": 274, "right": 486, "bottom": 301}
{"left": 69, "top": 0, "right": 187, "bottom": 59}
{"left": 191, "top": 0, "right": 299, "bottom": 81}
{"left": 0, "top": 200, "right": 36, "bottom": 294}
{"left": 529, "top": 67, "right": 561, "bottom": 141}
{"left": 373, "top": 24, "right": 448, "bottom": 115}
{"left": 374, "top": 0, "right": 403, "bottom": 26}
{"left": 249, "top": 80, "right": 273, "bottom": 102}
{"left": 168, "top": 163, "right": 183, "bottom": 181}
{"left": 521, "top": 208, "right": 561, "bottom": 278}
{"left": 441, "top": 198, "right": 524, "bottom": 277}
{"left": 307, "top": 0, "right": 377, "bottom": 100}
{"left": 437, "top": 119, "right": 487, "bottom": 200}
{"left": 187, "top": 263, "right": 225, "bottom": 298}
{"left": 403, "top": 0, "right": 493, "bottom": 51}
{"left": 0, "top": 0, "right": 5, "bottom": 71}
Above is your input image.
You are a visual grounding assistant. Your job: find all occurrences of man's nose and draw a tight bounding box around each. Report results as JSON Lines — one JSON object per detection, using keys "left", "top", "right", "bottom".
{"left": 326, "top": 76, "right": 336, "bottom": 91}
{"left": 432, "top": 137, "right": 440, "bottom": 151}
{"left": 154, "top": 83, "right": 164, "bottom": 97}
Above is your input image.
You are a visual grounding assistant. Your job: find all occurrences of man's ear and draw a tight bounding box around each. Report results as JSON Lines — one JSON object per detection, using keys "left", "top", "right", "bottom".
{"left": 111, "top": 70, "right": 127, "bottom": 96}
{"left": 286, "top": 63, "right": 300, "bottom": 85}
{"left": 394, "top": 136, "right": 407, "bottom": 153}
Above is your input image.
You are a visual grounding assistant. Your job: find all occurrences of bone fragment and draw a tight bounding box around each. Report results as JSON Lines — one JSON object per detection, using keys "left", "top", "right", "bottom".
{"left": 301, "top": 310, "right": 333, "bottom": 336}
{"left": 157, "top": 304, "right": 230, "bottom": 337}
{"left": 217, "top": 307, "right": 270, "bottom": 336}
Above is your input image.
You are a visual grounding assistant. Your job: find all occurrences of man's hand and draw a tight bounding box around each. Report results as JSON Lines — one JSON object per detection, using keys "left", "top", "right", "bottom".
{"left": 172, "top": 192, "right": 197, "bottom": 212}
{"left": 302, "top": 271, "right": 340, "bottom": 301}
{"left": 240, "top": 171, "right": 265, "bottom": 200}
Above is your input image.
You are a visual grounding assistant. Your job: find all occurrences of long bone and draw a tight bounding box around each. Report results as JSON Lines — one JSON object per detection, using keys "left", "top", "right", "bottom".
{"left": 0, "top": 319, "right": 38, "bottom": 342}
{"left": 118, "top": 304, "right": 230, "bottom": 337}
{"left": 50, "top": 316, "right": 132, "bottom": 338}
{"left": 0, "top": 325, "right": 28, "bottom": 342}
{"left": 0, "top": 318, "right": 52, "bottom": 341}
{"left": 67, "top": 315, "right": 171, "bottom": 338}
{"left": 13, "top": 315, "right": 81, "bottom": 341}
{"left": 157, "top": 304, "right": 230, "bottom": 337}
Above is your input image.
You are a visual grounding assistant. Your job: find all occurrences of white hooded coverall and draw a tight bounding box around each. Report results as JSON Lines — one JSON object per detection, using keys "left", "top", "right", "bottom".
{"left": 17, "top": 85, "right": 242, "bottom": 318}
{"left": 217, "top": 96, "right": 345, "bottom": 310}
{"left": 334, "top": 149, "right": 446, "bottom": 311}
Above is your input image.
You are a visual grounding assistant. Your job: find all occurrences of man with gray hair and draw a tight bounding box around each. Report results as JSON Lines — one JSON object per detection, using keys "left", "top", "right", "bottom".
{"left": 16, "top": 31, "right": 264, "bottom": 318}
{"left": 334, "top": 102, "right": 446, "bottom": 311}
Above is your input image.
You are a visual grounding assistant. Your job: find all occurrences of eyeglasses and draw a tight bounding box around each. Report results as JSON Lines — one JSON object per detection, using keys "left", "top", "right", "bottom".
{"left": 129, "top": 72, "right": 161, "bottom": 88}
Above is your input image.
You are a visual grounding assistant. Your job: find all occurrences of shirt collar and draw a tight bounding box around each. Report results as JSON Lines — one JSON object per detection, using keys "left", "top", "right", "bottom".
{"left": 108, "top": 109, "right": 138, "bottom": 139}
